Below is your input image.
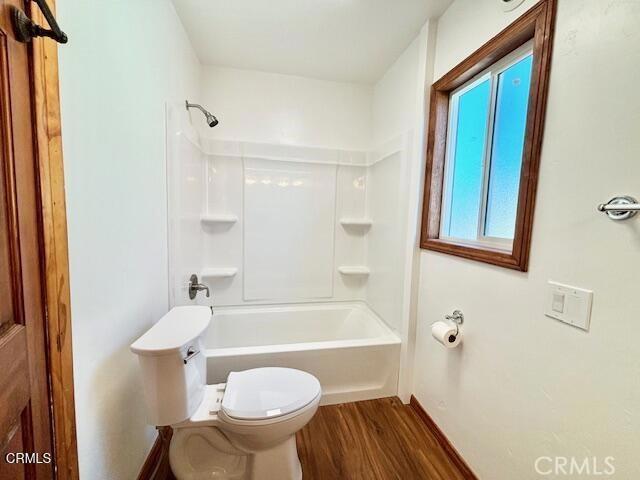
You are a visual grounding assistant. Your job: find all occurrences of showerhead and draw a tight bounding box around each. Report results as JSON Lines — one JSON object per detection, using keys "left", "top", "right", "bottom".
{"left": 205, "top": 112, "right": 219, "bottom": 128}
{"left": 185, "top": 100, "right": 219, "bottom": 128}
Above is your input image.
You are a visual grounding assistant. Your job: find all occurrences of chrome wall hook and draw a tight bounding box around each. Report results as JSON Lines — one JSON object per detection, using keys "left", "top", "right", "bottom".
{"left": 597, "top": 196, "right": 639, "bottom": 221}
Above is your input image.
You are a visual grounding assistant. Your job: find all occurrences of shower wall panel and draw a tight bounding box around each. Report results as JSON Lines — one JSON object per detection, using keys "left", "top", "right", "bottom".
{"left": 243, "top": 158, "right": 337, "bottom": 301}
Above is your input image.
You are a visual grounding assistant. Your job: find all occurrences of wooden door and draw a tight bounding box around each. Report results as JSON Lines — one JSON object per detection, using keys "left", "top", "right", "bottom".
{"left": 0, "top": 1, "right": 54, "bottom": 479}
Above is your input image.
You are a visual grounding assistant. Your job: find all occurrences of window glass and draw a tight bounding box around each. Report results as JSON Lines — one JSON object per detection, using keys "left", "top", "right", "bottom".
{"left": 446, "top": 79, "right": 491, "bottom": 240}
{"left": 484, "top": 55, "right": 533, "bottom": 238}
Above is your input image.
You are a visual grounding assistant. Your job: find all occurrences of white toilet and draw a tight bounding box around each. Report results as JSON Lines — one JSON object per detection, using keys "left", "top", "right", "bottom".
{"left": 131, "top": 306, "right": 321, "bottom": 480}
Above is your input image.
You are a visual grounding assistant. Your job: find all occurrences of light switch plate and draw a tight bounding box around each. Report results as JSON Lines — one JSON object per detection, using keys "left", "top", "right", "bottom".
{"left": 545, "top": 281, "right": 593, "bottom": 331}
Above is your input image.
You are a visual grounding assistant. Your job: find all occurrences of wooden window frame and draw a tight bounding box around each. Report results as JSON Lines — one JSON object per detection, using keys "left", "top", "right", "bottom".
{"left": 420, "top": 0, "right": 556, "bottom": 271}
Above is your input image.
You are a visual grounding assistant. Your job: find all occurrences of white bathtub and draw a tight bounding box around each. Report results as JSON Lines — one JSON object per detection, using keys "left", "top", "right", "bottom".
{"left": 203, "top": 302, "right": 401, "bottom": 405}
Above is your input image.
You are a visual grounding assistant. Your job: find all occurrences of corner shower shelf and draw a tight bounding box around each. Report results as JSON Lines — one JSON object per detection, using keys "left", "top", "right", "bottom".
{"left": 339, "top": 218, "right": 372, "bottom": 228}
{"left": 338, "top": 266, "right": 370, "bottom": 276}
{"left": 200, "top": 267, "right": 238, "bottom": 279}
{"left": 200, "top": 214, "right": 238, "bottom": 226}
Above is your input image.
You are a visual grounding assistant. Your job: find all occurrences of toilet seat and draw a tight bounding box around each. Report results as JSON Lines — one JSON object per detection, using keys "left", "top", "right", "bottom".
{"left": 222, "top": 367, "right": 321, "bottom": 421}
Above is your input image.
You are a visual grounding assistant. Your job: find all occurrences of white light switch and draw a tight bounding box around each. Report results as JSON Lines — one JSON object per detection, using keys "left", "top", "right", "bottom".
{"left": 545, "top": 281, "right": 593, "bottom": 331}
{"left": 552, "top": 292, "right": 565, "bottom": 313}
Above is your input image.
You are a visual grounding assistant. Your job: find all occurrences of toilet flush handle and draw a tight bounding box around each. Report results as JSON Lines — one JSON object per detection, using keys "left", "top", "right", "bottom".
{"left": 183, "top": 346, "right": 200, "bottom": 364}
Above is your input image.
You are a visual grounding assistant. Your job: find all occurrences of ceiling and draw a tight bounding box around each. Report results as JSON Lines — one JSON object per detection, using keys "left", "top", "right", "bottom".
{"left": 172, "top": 0, "right": 452, "bottom": 84}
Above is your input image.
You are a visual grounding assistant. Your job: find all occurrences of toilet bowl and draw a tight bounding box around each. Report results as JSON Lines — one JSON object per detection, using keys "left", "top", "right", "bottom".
{"left": 170, "top": 369, "right": 321, "bottom": 480}
{"left": 131, "top": 306, "right": 321, "bottom": 480}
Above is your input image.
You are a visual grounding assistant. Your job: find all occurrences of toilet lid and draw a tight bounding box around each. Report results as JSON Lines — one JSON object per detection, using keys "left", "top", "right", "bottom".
{"left": 222, "top": 367, "right": 321, "bottom": 420}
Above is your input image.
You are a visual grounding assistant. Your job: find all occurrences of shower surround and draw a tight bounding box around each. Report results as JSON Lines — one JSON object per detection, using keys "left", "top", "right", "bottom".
{"left": 166, "top": 104, "right": 413, "bottom": 403}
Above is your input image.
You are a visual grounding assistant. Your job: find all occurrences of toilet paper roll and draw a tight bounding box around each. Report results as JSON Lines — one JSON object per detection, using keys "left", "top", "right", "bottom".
{"left": 431, "top": 321, "right": 462, "bottom": 349}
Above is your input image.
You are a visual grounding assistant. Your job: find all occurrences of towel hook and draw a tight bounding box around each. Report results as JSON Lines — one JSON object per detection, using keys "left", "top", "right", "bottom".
{"left": 11, "top": 0, "right": 68, "bottom": 44}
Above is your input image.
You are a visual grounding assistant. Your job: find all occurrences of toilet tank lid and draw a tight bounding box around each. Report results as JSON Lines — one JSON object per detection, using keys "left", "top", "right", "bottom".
{"left": 130, "top": 306, "right": 211, "bottom": 356}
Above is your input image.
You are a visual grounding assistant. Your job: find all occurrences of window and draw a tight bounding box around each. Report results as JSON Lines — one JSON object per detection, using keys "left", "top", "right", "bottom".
{"left": 420, "top": 0, "right": 556, "bottom": 271}
{"left": 441, "top": 43, "right": 533, "bottom": 251}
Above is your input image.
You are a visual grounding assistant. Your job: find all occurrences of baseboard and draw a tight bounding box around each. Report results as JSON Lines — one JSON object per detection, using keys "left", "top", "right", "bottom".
{"left": 409, "top": 395, "right": 478, "bottom": 480}
{"left": 137, "top": 426, "right": 174, "bottom": 480}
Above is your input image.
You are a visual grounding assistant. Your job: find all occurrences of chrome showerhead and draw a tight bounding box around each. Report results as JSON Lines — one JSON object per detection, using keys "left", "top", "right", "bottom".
{"left": 185, "top": 100, "right": 219, "bottom": 128}
{"left": 205, "top": 112, "right": 218, "bottom": 127}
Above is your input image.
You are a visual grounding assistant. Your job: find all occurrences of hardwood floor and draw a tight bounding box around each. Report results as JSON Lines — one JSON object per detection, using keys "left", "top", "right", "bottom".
{"left": 296, "top": 397, "right": 469, "bottom": 480}
{"left": 148, "top": 397, "right": 472, "bottom": 479}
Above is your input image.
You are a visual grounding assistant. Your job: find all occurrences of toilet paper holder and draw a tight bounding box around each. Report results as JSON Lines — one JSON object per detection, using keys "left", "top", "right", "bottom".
{"left": 444, "top": 310, "right": 464, "bottom": 336}
{"left": 431, "top": 310, "right": 465, "bottom": 348}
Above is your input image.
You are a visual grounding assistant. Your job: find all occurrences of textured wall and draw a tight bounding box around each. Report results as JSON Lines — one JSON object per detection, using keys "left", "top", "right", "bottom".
{"left": 413, "top": 0, "right": 640, "bottom": 478}
{"left": 58, "top": 1, "right": 201, "bottom": 478}
{"left": 200, "top": 65, "right": 373, "bottom": 150}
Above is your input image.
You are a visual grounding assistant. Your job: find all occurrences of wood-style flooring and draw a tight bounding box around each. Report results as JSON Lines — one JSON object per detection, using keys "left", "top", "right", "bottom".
{"left": 296, "top": 397, "right": 468, "bottom": 480}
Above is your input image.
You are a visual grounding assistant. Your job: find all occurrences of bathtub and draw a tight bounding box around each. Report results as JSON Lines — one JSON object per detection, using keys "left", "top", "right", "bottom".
{"left": 203, "top": 302, "right": 401, "bottom": 405}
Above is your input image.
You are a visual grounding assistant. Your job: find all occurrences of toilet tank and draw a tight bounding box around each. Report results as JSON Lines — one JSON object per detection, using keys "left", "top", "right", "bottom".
{"left": 131, "top": 306, "right": 211, "bottom": 426}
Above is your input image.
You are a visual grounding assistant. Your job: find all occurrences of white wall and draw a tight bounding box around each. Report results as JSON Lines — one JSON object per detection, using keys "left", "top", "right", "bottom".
{"left": 369, "top": 33, "right": 425, "bottom": 330}
{"left": 412, "top": 1, "right": 640, "bottom": 479}
{"left": 372, "top": 33, "right": 424, "bottom": 146}
{"left": 369, "top": 24, "right": 434, "bottom": 400}
{"left": 57, "top": 1, "right": 200, "bottom": 478}
{"left": 200, "top": 66, "right": 373, "bottom": 150}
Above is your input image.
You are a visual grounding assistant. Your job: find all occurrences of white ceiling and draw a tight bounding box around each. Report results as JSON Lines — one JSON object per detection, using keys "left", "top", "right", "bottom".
{"left": 172, "top": 0, "right": 452, "bottom": 84}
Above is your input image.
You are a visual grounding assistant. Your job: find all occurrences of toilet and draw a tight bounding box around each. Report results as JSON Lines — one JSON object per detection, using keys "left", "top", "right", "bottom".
{"left": 131, "top": 306, "right": 321, "bottom": 480}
